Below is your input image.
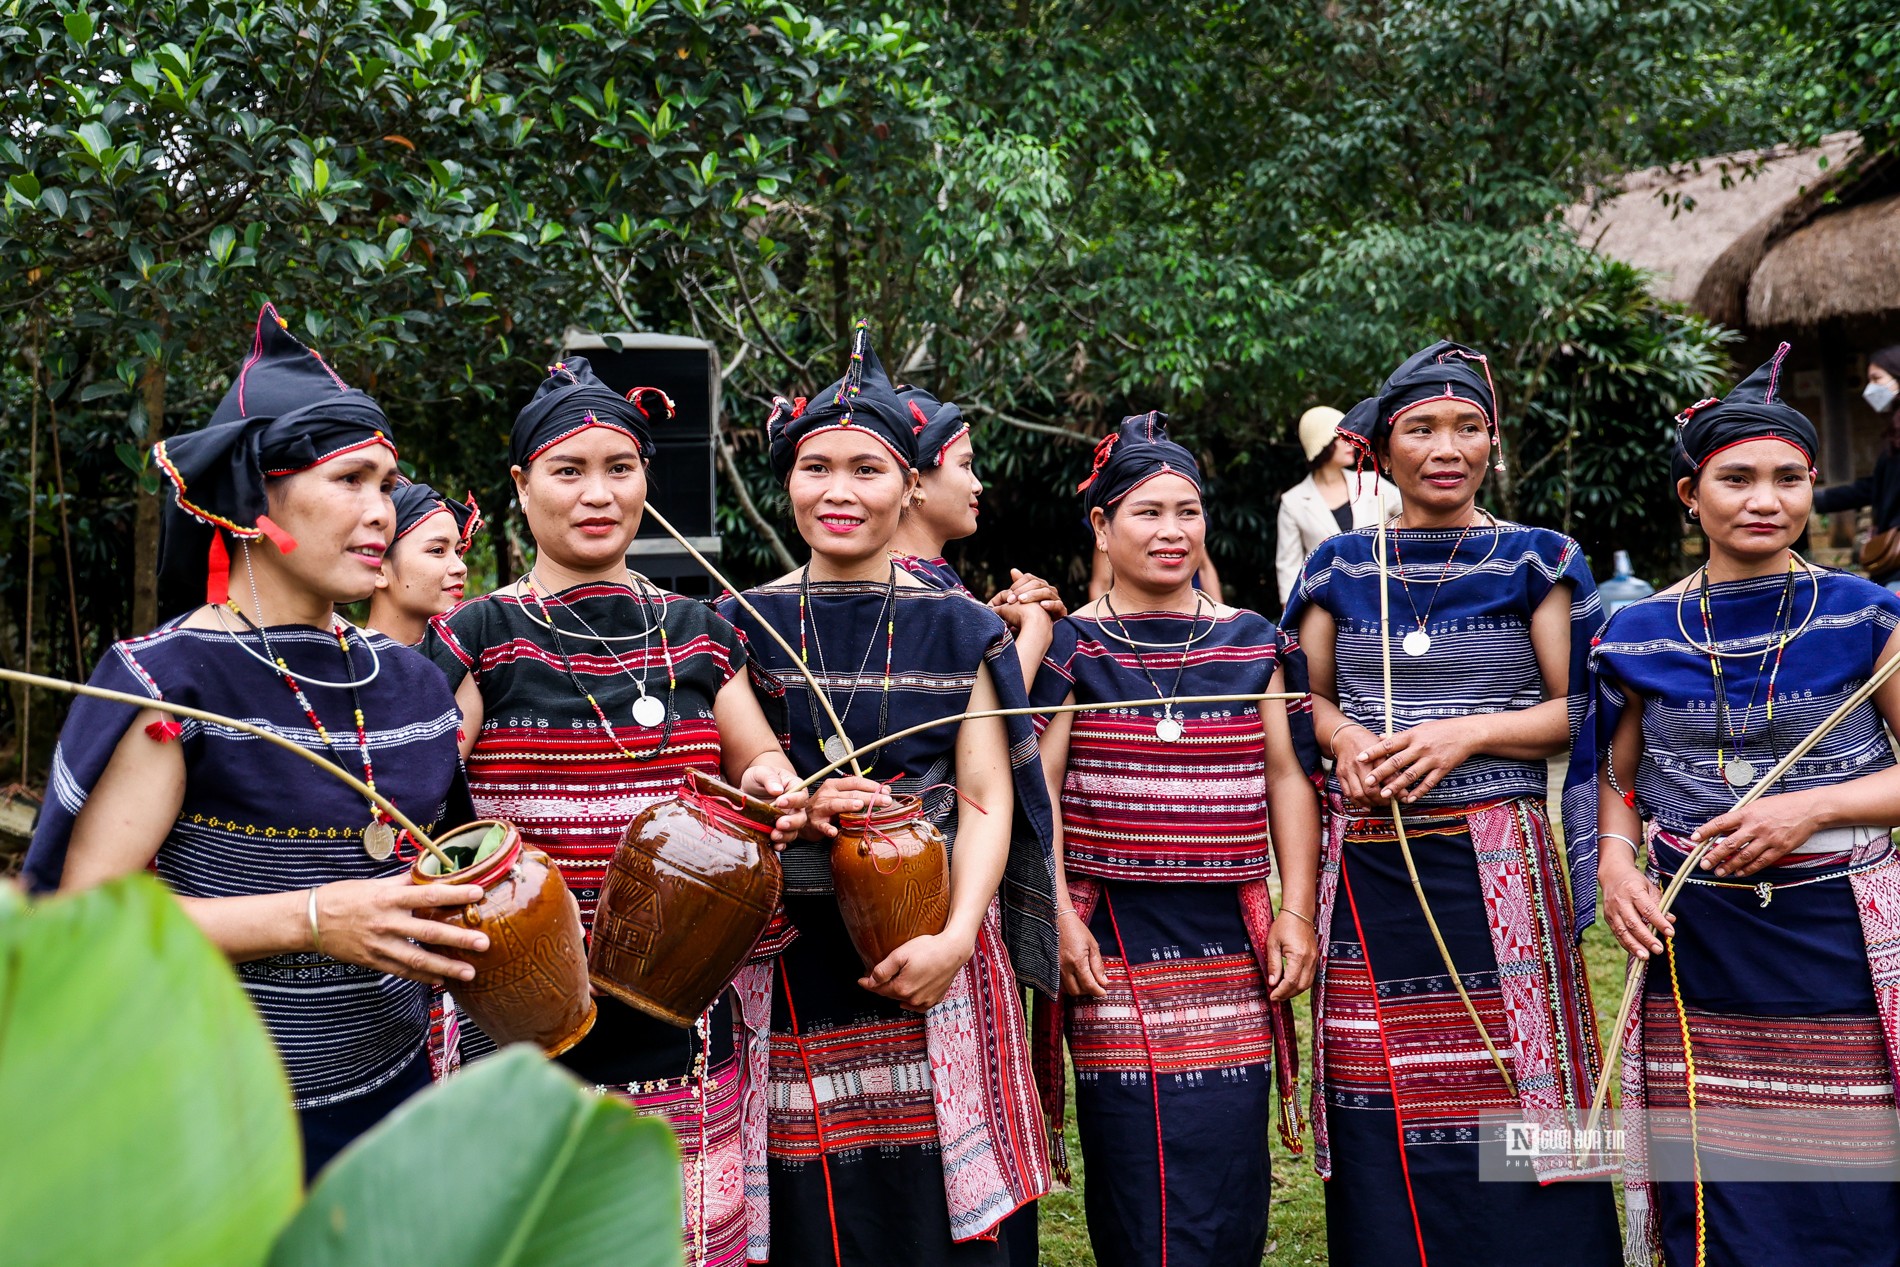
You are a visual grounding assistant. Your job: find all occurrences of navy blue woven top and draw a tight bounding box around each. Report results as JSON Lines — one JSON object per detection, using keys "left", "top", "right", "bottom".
{"left": 27, "top": 618, "right": 465, "bottom": 1107}
{"left": 1592, "top": 567, "right": 1900, "bottom": 837}
{"left": 719, "top": 577, "right": 1060, "bottom": 996}
{"left": 1281, "top": 520, "right": 1605, "bottom": 939}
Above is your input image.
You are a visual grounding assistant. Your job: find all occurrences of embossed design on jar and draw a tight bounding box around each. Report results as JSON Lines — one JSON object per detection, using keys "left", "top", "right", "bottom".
{"left": 590, "top": 770, "right": 785, "bottom": 1027}
{"left": 413, "top": 820, "right": 596, "bottom": 1056}
{"left": 831, "top": 795, "right": 951, "bottom": 973}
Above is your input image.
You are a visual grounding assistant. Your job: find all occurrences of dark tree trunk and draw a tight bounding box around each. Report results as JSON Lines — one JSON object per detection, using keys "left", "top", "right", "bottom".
{"left": 133, "top": 358, "right": 166, "bottom": 635}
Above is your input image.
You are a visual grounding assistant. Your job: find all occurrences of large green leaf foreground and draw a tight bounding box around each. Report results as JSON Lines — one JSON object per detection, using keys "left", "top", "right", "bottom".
{"left": 0, "top": 875, "right": 299, "bottom": 1266}
{"left": 276, "top": 1048, "right": 684, "bottom": 1267}
{"left": 0, "top": 876, "right": 684, "bottom": 1267}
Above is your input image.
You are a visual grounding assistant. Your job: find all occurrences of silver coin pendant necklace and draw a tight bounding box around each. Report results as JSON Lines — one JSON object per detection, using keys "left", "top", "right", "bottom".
{"left": 1389, "top": 511, "right": 1493, "bottom": 656}
{"left": 1101, "top": 590, "right": 1206, "bottom": 743}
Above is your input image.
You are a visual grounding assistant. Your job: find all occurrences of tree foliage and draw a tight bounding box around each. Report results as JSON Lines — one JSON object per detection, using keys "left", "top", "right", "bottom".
{"left": 1, "top": 0, "right": 1867, "bottom": 768}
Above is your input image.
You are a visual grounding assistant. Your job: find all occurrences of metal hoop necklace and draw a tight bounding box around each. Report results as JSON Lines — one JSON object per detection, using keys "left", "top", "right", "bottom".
{"left": 1674, "top": 552, "right": 1821, "bottom": 658}
{"left": 1387, "top": 509, "right": 1497, "bottom": 657}
{"left": 227, "top": 567, "right": 400, "bottom": 860}
{"left": 526, "top": 574, "right": 677, "bottom": 761}
{"left": 527, "top": 570, "right": 674, "bottom": 729}
{"left": 1100, "top": 589, "right": 1207, "bottom": 743}
{"left": 798, "top": 562, "right": 898, "bottom": 766}
{"left": 211, "top": 544, "right": 383, "bottom": 689}
{"left": 1698, "top": 556, "right": 1799, "bottom": 790}
{"left": 516, "top": 572, "right": 663, "bottom": 642}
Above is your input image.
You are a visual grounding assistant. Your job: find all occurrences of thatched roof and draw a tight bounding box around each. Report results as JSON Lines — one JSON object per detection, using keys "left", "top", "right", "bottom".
{"left": 1567, "top": 133, "right": 1862, "bottom": 327}
{"left": 1747, "top": 191, "right": 1900, "bottom": 328}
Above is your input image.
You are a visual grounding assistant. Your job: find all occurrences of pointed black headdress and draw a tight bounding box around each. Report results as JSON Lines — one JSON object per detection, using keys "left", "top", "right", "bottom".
{"left": 154, "top": 303, "right": 395, "bottom": 617}
{"left": 766, "top": 320, "right": 918, "bottom": 482}
{"left": 895, "top": 384, "right": 971, "bottom": 471}
{"left": 391, "top": 481, "right": 483, "bottom": 554}
{"left": 1350, "top": 339, "right": 1503, "bottom": 472}
{"left": 1674, "top": 342, "right": 1817, "bottom": 473}
{"left": 509, "top": 356, "right": 662, "bottom": 470}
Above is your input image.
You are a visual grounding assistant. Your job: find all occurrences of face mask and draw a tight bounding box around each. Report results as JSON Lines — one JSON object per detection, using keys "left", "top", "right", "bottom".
{"left": 1866, "top": 381, "right": 1897, "bottom": 414}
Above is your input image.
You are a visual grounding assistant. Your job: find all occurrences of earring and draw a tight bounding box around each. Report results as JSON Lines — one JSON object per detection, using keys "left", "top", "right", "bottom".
{"left": 1687, "top": 507, "right": 1700, "bottom": 523}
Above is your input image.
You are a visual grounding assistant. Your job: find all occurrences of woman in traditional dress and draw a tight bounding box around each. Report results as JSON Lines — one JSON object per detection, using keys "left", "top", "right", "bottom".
{"left": 362, "top": 481, "right": 487, "bottom": 1073}
{"left": 1030, "top": 411, "right": 1320, "bottom": 1267}
{"left": 366, "top": 482, "right": 481, "bottom": 647}
{"left": 718, "top": 325, "right": 1057, "bottom": 1266}
{"left": 25, "top": 304, "right": 485, "bottom": 1179}
{"left": 1596, "top": 343, "right": 1900, "bottom": 1266}
{"left": 421, "top": 360, "right": 808, "bottom": 1267}
{"left": 886, "top": 382, "right": 1067, "bottom": 678}
{"left": 1284, "top": 341, "right": 1620, "bottom": 1266}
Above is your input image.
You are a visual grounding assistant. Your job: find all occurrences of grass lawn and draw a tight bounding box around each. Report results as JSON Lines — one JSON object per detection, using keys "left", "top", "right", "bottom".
{"left": 1036, "top": 906, "right": 1632, "bottom": 1265}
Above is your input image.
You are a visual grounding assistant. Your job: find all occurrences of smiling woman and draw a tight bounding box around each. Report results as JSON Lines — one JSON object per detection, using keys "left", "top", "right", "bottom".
{"left": 23, "top": 304, "right": 484, "bottom": 1180}
{"left": 420, "top": 356, "right": 809, "bottom": 1267}
{"left": 719, "top": 324, "right": 1060, "bottom": 1267}
{"left": 1030, "top": 411, "right": 1321, "bottom": 1267}
{"left": 365, "top": 482, "right": 481, "bottom": 648}
{"left": 886, "top": 383, "right": 1069, "bottom": 680}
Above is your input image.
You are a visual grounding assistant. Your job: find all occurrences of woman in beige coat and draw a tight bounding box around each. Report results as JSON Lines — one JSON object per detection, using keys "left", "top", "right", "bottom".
{"left": 1275, "top": 401, "right": 1400, "bottom": 607}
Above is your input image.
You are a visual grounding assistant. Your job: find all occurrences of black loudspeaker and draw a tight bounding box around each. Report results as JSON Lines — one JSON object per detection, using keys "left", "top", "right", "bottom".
{"left": 562, "top": 333, "right": 722, "bottom": 597}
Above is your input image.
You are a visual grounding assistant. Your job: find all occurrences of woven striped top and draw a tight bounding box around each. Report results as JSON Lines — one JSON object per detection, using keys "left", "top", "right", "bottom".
{"left": 424, "top": 583, "right": 746, "bottom": 927}
{"left": 1591, "top": 567, "right": 1900, "bottom": 838}
{"left": 1031, "top": 608, "right": 1279, "bottom": 881}
{"left": 26, "top": 619, "right": 464, "bottom": 1108}
{"left": 1282, "top": 520, "right": 1606, "bottom": 939}
{"left": 893, "top": 552, "right": 976, "bottom": 598}
{"left": 719, "top": 577, "right": 1061, "bottom": 996}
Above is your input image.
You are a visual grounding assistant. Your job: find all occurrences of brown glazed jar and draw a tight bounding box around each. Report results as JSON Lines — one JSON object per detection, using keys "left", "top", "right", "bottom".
{"left": 830, "top": 795, "right": 950, "bottom": 973}
{"left": 412, "top": 820, "right": 596, "bottom": 1057}
{"left": 589, "top": 770, "right": 785, "bottom": 1027}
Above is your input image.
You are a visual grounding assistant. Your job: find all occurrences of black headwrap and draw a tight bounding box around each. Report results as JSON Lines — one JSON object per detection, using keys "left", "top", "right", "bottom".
{"left": 1075, "top": 411, "right": 1202, "bottom": 515}
{"left": 767, "top": 320, "right": 918, "bottom": 482}
{"left": 1675, "top": 341, "right": 1818, "bottom": 473}
{"left": 509, "top": 356, "right": 661, "bottom": 471}
{"left": 1355, "top": 339, "right": 1502, "bottom": 472}
{"left": 392, "top": 481, "right": 483, "bottom": 554}
{"left": 154, "top": 303, "right": 395, "bottom": 617}
{"left": 1334, "top": 394, "right": 1378, "bottom": 454}
{"left": 895, "top": 384, "right": 970, "bottom": 471}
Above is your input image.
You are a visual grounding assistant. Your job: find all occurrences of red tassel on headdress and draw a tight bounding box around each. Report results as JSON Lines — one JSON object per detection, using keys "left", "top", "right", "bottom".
{"left": 791, "top": 396, "right": 807, "bottom": 419}
{"left": 1075, "top": 432, "right": 1121, "bottom": 493}
{"left": 908, "top": 400, "right": 930, "bottom": 432}
{"left": 205, "top": 533, "right": 232, "bottom": 604}
{"left": 255, "top": 515, "right": 298, "bottom": 555}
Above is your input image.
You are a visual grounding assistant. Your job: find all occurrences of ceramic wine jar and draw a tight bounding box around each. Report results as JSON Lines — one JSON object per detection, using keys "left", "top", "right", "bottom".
{"left": 589, "top": 770, "right": 785, "bottom": 1027}
{"left": 830, "top": 795, "right": 951, "bottom": 972}
{"left": 412, "top": 819, "right": 596, "bottom": 1057}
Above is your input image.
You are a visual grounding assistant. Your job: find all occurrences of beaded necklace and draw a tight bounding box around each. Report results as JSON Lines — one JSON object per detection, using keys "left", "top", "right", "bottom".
{"left": 1697, "top": 557, "right": 1799, "bottom": 791}
{"left": 226, "top": 597, "right": 398, "bottom": 860}
{"left": 1386, "top": 510, "right": 1498, "bottom": 657}
{"left": 1100, "top": 591, "right": 1207, "bottom": 743}
{"left": 525, "top": 576, "right": 678, "bottom": 762}
{"left": 798, "top": 562, "right": 898, "bottom": 766}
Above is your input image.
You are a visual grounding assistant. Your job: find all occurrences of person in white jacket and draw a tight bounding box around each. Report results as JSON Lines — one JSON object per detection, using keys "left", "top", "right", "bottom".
{"left": 1275, "top": 401, "right": 1401, "bottom": 607}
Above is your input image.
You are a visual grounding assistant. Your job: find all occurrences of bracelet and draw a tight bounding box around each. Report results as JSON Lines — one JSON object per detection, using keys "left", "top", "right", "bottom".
{"left": 1280, "top": 908, "right": 1315, "bottom": 927}
{"left": 1600, "top": 832, "right": 1643, "bottom": 859}
{"left": 1056, "top": 906, "right": 1080, "bottom": 922}
{"left": 307, "top": 886, "right": 325, "bottom": 956}
{"left": 1328, "top": 719, "right": 1367, "bottom": 756}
